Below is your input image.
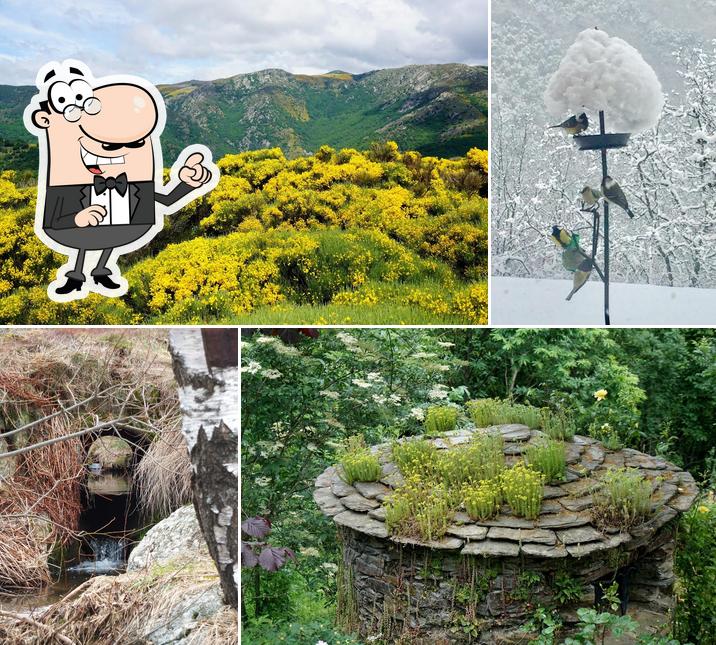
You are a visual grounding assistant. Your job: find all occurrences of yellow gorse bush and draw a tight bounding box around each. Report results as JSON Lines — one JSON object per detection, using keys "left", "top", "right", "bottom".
{"left": 0, "top": 143, "right": 488, "bottom": 324}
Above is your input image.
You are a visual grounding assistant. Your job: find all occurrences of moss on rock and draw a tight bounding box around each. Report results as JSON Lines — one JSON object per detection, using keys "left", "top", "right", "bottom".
{"left": 87, "top": 436, "right": 133, "bottom": 470}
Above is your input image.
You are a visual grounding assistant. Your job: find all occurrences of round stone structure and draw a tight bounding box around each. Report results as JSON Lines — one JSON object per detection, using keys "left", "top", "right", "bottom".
{"left": 313, "top": 425, "right": 699, "bottom": 644}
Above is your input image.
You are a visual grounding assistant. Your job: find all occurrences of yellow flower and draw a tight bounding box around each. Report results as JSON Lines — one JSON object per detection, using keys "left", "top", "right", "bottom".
{"left": 697, "top": 505, "right": 710, "bottom": 514}
{"left": 594, "top": 389, "right": 608, "bottom": 401}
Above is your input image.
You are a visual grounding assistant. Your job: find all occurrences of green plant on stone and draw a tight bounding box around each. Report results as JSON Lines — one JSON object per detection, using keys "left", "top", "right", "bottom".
{"left": 522, "top": 606, "right": 563, "bottom": 645}
{"left": 552, "top": 570, "right": 583, "bottom": 606}
{"left": 451, "top": 613, "right": 483, "bottom": 640}
{"left": 436, "top": 432, "right": 505, "bottom": 485}
{"left": 541, "top": 408, "right": 576, "bottom": 441}
{"left": 467, "top": 398, "right": 541, "bottom": 428}
{"left": 391, "top": 438, "right": 438, "bottom": 479}
{"left": 512, "top": 570, "right": 544, "bottom": 602}
{"left": 463, "top": 479, "right": 502, "bottom": 521}
{"left": 424, "top": 405, "right": 458, "bottom": 436}
{"left": 414, "top": 490, "right": 453, "bottom": 542}
{"left": 500, "top": 462, "right": 544, "bottom": 519}
{"left": 335, "top": 557, "right": 359, "bottom": 634}
{"left": 338, "top": 435, "right": 382, "bottom": 485}
{"left": 525, "top": 438, "right": 567, "bottom": 483}
{"left": 597, "top": 580, "right": 621, "bottom": 613}
{"left": 592, "top": 468, "right": 652, "bottom": 530}
{"left": 384, "top": 474, "right": 454, "bottom": 541}
{"left": 590, "top": 422, "right": 623, "bottom": 450}
{"left": 467, "top": 398, "right": 501, "bottom": 427}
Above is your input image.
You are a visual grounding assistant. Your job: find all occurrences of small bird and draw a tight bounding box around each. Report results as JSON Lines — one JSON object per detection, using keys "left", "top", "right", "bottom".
{"left": 601, "top": 176, "right": 635, "bottom": 218}
{"left": 566, "top": 257, "right": 594, "bottom": 301}
{"left": 550, "top": 226, "right": 593, "bottom": 300}
{"left": 580, "top": 186, "right": 602, "bottom": 209}
{"left": 549, "top": 113, "right": 588, "bottom": 135}
{"left": 550, "top": 225, "right": 573, "bottom": 249}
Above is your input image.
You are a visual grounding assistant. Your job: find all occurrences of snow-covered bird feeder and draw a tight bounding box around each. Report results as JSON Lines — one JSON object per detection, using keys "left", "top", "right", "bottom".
{"left": 544, "top": 28, "right": 663, "bottom": 324}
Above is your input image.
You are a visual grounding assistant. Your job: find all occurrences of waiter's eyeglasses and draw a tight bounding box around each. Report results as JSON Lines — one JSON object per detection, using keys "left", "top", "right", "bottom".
{"left": 48, "top": 79, "right": 102, "bottom": 122}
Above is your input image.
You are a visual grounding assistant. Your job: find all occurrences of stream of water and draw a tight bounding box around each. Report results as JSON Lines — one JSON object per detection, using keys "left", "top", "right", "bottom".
{"left": 67, "top": 536, "right": 127, "bottom": 575}
{"left": 1, "top": 535, "right": 128, "bottom": 616}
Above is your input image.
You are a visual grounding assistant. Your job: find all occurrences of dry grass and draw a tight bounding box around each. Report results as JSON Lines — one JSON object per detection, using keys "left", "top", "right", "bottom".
{"left": 186, "top": 606, "right": 239, "bottom": 645}
{"left": 0, "top": 330, "right": 182, "bottom": 592}
{"left": 0, "top": 414, "right": 83, "bottom": 591}
{"left": 134, "top": 421, "right": 192, "bottom": 518}
{"left": 0, "top": 555, "right": 236, "bottom": 644}
{"left": 0, "top": 515, "right": 52, "bottom": 591}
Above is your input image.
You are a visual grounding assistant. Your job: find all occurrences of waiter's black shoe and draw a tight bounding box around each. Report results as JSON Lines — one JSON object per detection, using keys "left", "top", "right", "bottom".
{"left": 55, "top": 277, "right": 84, "bottom": 294}
{"left": 93, "top": 275, "right": 121, "bottom": 290}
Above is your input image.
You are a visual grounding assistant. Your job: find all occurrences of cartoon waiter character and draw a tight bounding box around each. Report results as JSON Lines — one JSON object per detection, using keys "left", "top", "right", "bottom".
{"left": 23, "top": 59, "right": 218, "bottom": 301}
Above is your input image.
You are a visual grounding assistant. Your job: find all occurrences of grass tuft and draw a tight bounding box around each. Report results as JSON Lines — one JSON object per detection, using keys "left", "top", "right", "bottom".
{"left": 338, "top": 435, "right": 382, "bottom": 485}
{"left": 525, "top": 439, "right": 567, "bottom": 483}
{"left": 540, "top": 408, "right": 576, "bottom": 441}
{"left": 424, "top": 405, "right": 458, "bottom": 436}
{"left": 592, "top": 468, "right": 652, "bottom": 530}
{"left": 467, "top": 398, "right": 541, "bottom": 428}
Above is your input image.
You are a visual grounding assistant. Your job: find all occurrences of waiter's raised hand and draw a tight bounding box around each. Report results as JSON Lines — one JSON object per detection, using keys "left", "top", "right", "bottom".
{"left": 179, "top": 152, "right": 213, "bottom": 188}
{"left": 75, "top": 205, "right": 107, "bottom": 227}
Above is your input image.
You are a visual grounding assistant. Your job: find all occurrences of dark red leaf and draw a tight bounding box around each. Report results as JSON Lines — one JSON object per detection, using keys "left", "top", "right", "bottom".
{"left": 241, "top": 542, "right": 259, "bottom": 568}
{"left": 242, "top": 516, "right": 271, "bottom": 539}
{"left": 258, "top": 546, "right": 296, "bottom": 572}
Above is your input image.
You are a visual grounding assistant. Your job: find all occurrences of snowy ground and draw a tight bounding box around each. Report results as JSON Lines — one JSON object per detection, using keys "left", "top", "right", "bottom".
{"left": 491, "top": 277, "right": 716, "bottom": 325}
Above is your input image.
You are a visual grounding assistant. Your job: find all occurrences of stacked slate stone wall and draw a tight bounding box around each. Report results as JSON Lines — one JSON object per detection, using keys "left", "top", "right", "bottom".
{"left": 314, "top": 425, "right": 698, "bottom": 644}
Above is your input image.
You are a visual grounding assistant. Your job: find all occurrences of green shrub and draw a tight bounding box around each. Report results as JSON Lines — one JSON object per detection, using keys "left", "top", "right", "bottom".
{"left": 467, "top": 398, "right": 541, "bottom": 428}
{"left": 525, "top": 439, "right": 567, "bottom": 483}
{"left": 592, "top": 468, "right": 652, "bottom": 530}
{"left": 242, "top": 615, "right": 362, "bottom": 645}
{"left": 501, "top": 463, "right": 544, "bottom": 519}
{"left": 338, "top": 435, "right": 382, "bottom": 485}
{"left": 436, "top": 432, "right": 505, "bottom": 485}
{"left": 392, "top": 438, "right": 438, "bottom": 478}
{"left": 425, "top": 405, "right": 458, "bottom": 436}
{"left": 463, "top": 479, "right": 502, "bottom": 520}
{"left": 552, "top": 570, "right": 583, "bottom": 606}
{"left": 384, "top": 475, "right": 453, "bottom": 541}
{"left": 541, "top": 408, "right": 576, "bottom": 441}
{"left": 674, "top": 494, "right": 716, "bottom": 644}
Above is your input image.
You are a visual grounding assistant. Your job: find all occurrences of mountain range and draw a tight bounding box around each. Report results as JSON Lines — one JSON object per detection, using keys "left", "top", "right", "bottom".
{"left": 0, "top": 63, "right": 487, "bottom": 171}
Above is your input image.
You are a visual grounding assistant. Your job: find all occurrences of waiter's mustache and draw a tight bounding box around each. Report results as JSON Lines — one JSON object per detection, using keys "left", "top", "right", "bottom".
{"left": 101, "top": 138, "right": 146, "bottom": 151}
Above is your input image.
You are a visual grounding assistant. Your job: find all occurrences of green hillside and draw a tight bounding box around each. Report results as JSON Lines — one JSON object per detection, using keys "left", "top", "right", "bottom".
{"left": 0, "top": 63, "right": 487, "bottom": 171}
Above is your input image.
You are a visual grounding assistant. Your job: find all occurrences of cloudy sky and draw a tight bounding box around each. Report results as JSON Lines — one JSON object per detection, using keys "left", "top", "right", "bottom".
{"left": 0, "top": 0, "right": 488, "bottom": 86}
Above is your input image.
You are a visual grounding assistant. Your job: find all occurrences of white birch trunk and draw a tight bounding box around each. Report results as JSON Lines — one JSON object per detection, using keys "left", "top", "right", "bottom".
{"left": 168, "top": 328, "right": 239, "bottom": 609}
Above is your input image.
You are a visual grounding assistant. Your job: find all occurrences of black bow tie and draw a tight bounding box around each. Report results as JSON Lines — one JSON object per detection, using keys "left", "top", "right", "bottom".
{"left": 93, "top": 173, "right": 128, "bottom": 196}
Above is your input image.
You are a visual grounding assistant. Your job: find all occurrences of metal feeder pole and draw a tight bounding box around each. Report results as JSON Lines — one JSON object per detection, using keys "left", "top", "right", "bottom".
{"left": 599, "top": 111, "right": 610, "bottom": 325}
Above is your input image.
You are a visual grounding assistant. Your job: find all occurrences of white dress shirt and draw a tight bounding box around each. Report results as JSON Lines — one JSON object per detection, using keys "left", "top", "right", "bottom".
{"left": 91, "top": 183, "right": 131, "bottom": 225}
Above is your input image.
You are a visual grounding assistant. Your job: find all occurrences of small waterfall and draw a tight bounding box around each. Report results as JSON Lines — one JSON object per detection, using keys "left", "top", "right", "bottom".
{"left": 67, "top": 536, "right": 127, "bottom": 574}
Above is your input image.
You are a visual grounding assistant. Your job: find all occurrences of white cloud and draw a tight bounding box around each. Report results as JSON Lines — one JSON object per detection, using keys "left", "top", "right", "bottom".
{"left": 0, "top": 0, "right": 487, "bottom": 85}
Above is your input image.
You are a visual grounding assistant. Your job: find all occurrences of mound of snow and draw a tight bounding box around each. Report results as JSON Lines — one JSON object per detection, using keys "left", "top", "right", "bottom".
{"left": 491, "top": 277, "right": 716, "bottom": 325}
{"left": 544, "top": 28, "right": 663, "bottom": 133}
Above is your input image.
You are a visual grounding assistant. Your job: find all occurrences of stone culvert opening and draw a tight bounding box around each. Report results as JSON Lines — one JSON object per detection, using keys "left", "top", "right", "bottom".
{"left": 313, "top": 424, "right": 698, "bottom": 644}
{"left": 68, "top": 429, "right": 149, "bottom": 574}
